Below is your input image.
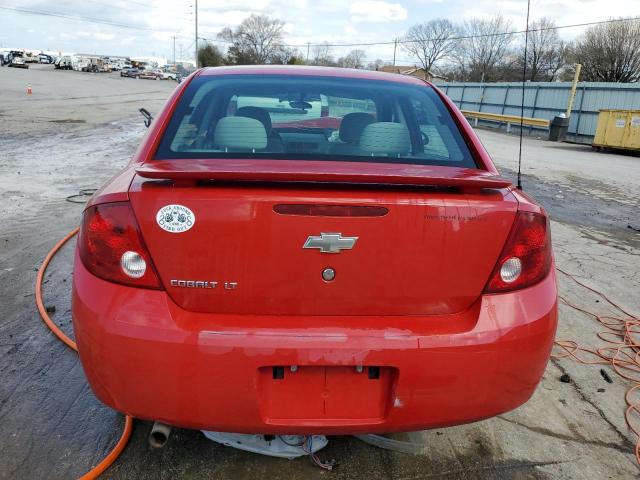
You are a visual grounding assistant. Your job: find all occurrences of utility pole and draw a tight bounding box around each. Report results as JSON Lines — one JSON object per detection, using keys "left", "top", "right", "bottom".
{"left": 194, "top": 0, "right": 198, "bottom": 68}
{"left": 392, "top": 38, "right": 397, "bottom": 66}
{"left": 306, "top": 42, "right": 310, "bottom": 64}
{"left": 172, "top": 35, "right": 176, "bottom": 66}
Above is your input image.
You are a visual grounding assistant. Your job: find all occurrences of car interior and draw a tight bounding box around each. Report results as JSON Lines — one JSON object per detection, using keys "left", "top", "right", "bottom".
{"left": 158, "top": 76, "right": 474, "bottom": 167}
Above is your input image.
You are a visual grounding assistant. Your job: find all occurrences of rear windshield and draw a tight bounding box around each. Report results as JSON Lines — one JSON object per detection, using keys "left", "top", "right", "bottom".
{"left": 156, "top": 75, "right": 476, "bottom": 168}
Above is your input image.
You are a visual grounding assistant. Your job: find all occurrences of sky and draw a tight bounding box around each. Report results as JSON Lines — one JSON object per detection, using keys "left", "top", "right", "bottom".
{"left": 0, "top": 0, "right": 638, "bottom": 64}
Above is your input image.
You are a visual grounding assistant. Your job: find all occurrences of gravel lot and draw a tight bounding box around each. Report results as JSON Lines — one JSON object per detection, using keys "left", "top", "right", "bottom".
{"left": 1, "top": 64, "right": 639, "bottom": 479}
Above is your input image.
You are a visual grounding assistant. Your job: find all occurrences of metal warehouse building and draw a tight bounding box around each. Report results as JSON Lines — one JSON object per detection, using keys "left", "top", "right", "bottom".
{"left": 438, "top": 82, "right": 640, "bottom": 144}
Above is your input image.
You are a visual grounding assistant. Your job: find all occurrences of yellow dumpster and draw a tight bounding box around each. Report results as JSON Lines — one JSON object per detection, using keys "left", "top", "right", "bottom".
{"left": 592, "top": 109, "right": 640, "bottom": 152}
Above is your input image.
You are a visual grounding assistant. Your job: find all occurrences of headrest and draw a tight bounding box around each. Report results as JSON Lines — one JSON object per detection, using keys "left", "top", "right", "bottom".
{"left": 236, "top": 106, "right": 272, "bottom": 133}
{"left": 213, "top": 117, "right": 267, "bottom": 151}
{"left": 359, "top": 122, "right": 411, "bottom": 155}
{"left": 339, "top": 112, "right": 375, "bottom": 144}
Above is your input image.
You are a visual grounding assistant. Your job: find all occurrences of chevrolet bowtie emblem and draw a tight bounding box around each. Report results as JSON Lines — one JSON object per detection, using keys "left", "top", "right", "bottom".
{"left": 303, "top": 233, "right": 358, "bottom": 253}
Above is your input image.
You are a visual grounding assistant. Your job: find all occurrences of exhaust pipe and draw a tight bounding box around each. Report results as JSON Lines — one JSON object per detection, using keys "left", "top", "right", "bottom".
{"left": 149, "top": 422, "right": 172, "bottom": 448}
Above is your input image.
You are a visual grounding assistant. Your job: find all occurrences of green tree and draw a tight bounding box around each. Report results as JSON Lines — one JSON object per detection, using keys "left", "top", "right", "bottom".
{"left": 198, "top": 44, "right": 224, "bottom": 67}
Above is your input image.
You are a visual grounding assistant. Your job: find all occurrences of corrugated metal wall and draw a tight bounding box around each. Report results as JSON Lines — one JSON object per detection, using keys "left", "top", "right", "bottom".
{"left": 437, "top": 82, "right": 640, "bottom": 143}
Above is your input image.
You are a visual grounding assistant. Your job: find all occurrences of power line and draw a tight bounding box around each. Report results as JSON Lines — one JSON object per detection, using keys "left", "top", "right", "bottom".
{"left": 116, "top": 0, "right": 184, "bottom": 10}
{"left": 4, "top": 4, "right": 640, "bottom": 52}
{"left": 67, "top": 0, "right": 192, "bottom": 20}
{"left": 200, "top": 16, "right": 640, "bottom": 51}
{"left": 0, "top": 4, "right": 165, "bottom": 31}
{"left": 197, "top": 36, "right": 231, "bottom": 44}
{"left": 277, "top": 16, "right": 640, "bottom": 48}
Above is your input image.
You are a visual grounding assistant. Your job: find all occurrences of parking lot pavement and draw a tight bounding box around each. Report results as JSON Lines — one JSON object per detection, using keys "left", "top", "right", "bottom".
{"left": 0, "top": 63, "right": 176, "bottom": 135}
{"left": 478, "top": 128, "right": 640, "bottom": 208}
{"left": 1, "top": 66, "right": 639, "bottom": 479}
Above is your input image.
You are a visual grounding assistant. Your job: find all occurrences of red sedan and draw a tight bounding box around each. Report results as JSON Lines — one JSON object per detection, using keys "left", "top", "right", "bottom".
{"left": 72, "top": 65, "right": 557, "bottom": 435}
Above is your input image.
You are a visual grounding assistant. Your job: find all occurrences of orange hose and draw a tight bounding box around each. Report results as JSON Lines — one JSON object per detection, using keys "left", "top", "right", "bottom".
{"left": 78, "top": 415, "right": 133, "bottom": 480}
{"left": 35, "top": 228, "right": 79, "bottom": 351}
{"left": 37, "top": 235, "right": 639, "bottom": 468}
{"left": 553, "top": 267, "right": 640, "bottom": 464}
{"left": 35, "top": 228, "right": 133, "bottom": 479}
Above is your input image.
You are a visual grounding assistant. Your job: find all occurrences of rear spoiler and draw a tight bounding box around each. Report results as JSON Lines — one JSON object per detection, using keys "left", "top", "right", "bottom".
{"left": 136, "top": 159, "right": 512, "bottom": 190}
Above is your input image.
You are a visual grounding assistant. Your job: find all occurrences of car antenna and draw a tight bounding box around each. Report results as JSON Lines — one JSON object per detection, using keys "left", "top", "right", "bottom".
{"left": 516, "top": 0, "right": 531, "bottom": 191}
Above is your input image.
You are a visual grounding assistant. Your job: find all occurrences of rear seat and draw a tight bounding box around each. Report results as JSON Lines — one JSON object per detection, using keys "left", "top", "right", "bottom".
{"left": 235, "top": 106, "right": 285, "bottom": 153}
{"left": 213, "top": 116, "right": 267, "bottom": 152}
{"left": 329, "top": 112, "right": 375, "bottom": 155}
{"left": 359, "top": 122, "right": 411, "bottom": 157}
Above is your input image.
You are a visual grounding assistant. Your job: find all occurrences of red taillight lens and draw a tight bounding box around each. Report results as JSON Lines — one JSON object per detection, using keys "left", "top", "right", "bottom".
{"left": 78, "top": 202, "right": 162, "bottom": 289}
{"left": 484, "top": 211, "right": 552, "bottom": 293}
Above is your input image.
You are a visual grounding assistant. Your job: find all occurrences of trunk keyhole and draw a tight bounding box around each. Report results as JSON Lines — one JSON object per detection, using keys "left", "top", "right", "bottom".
{"left": 322, "top": 267, "right": 336, "bottom": 282}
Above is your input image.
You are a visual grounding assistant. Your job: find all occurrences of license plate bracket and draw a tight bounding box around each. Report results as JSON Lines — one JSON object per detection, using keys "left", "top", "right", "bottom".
{"left": 257, "top": 366, "right": 396, "bottom": 422}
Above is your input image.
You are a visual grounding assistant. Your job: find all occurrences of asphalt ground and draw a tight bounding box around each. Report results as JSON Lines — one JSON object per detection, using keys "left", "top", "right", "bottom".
{"left": 1, "top": 64, "right": 639, "bottom": 479}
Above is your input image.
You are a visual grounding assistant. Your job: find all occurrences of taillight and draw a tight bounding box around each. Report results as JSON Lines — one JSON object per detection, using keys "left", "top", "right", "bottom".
{"left": 78, "top": 202, "right": 162, "bottom": 289}
{"left": 484, "top": 211, "right": 551, "bottom": 293}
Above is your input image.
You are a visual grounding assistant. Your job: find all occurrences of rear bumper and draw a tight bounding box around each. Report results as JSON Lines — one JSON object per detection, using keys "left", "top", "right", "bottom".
{"left": 72, "top": 252, "right": 557, "bottom": 434}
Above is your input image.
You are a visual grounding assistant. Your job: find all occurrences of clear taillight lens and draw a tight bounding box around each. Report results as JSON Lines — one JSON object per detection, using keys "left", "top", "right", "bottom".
{"left": 79, "top": 202, "right": 162, "bottom": 289}
{"left": 120, "top": 251, "right": 147, "bottom": 279}
{"left": 484, "top": 211, "right": 551, "bottom": 293}
{"left": 500, "top": 257, "right": 522, "bottom": 283}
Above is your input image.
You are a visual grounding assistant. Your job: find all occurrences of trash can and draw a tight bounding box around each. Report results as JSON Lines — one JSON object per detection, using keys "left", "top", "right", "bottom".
{"left": 548, "top": 115, "right": 569, "bottom": 142}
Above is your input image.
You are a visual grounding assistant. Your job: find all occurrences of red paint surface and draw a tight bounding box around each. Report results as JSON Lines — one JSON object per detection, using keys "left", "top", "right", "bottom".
{"left": 73, "top": 253, "right": 557, "bottom": 433}
{"left": 73, "top": 66, "right": 557, "bottom": 433}
{"left": 135, "top": 161, "right": 512, "bottom": 189}
{"left": 128, "top": 180, "right": 518, "bottom": 316}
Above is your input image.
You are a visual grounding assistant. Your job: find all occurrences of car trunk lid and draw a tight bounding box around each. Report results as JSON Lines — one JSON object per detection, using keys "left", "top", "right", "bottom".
{"left": 129, "top": 164, "right": 517, "bottom": 316}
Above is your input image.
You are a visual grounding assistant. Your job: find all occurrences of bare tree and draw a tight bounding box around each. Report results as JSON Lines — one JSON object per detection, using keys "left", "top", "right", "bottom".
{"left": 401, "top": 19, "right": 458, "bottom": 72}
{"left": 545, "top": 41, "right": 570, "bottom": 81}
{"left": 337, "top": 49, "right": 367, "bottom": 69}
{"left": 455, "top": 15, "right": 515, "bottom": 82}
{"left": 367, "top": 58, "right": 386, "bottom": 70}
{"left": 517, "top": 18, "right": 568, "bottom": 81}
{"left": 572, "top": 18, "right": 640, "bottom": 82}
{"left": 525, "top": 18, "right": 558, "bottom": 80}
{"left": 218, "top": 14, "right": 286, "bottom": 64}
{"left": 310, "top": 42, "right": 335, "bottom": 66}
{"left": 271, "top": 48, "right": 305, "bottom": 65}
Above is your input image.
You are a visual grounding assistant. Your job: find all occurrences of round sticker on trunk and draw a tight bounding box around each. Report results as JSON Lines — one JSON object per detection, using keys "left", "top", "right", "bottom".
{"left": 156, "top": 204, "right": 195, "bottom": 233}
